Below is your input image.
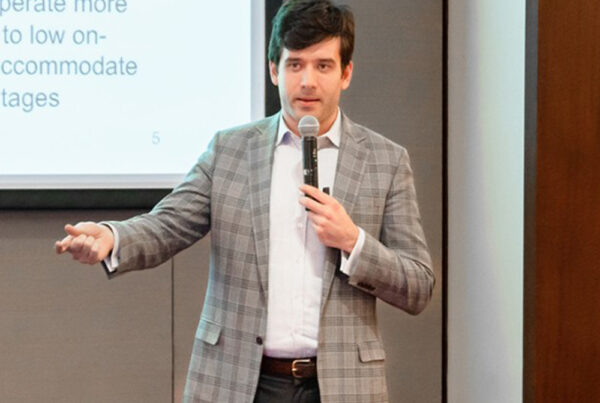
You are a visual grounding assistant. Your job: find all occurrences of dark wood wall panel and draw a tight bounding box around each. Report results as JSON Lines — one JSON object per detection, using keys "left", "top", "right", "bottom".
{"left": 533, "top": 0, "right": 600, "bottom": 401}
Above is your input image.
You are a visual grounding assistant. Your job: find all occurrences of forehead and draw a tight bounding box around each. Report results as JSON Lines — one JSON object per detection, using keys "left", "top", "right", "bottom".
{"left": 281, "top": 37, "right": 342, "bottom": 62}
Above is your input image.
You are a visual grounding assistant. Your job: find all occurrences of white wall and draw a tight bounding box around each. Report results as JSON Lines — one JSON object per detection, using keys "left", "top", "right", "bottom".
{"left": 448, "top": 1, "right": 525, "bottom": 402}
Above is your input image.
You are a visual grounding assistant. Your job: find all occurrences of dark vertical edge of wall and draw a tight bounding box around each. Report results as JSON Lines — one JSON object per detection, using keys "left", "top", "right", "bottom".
{"left": 265, "top": 0, "right": 283, "bottom": 117}
{"left": 171, "top": 258, "right": 175, "bottom": 403}
{"left": 523, "top": 0, "right": 538, "bottom": 401}
{"left": 442, "top": 0, "right": 448, "bottom": 401}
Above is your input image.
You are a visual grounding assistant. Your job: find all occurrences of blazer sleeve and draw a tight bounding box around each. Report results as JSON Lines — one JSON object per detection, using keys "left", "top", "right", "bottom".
{"left": 347, "top": 147, "right": 435, "bottom": 315}
{"left": 104, "top": 132, "right": 220, "bottom": 278}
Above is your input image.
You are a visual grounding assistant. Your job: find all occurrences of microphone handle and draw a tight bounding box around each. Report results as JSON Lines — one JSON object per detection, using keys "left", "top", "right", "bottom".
{"left": 302, "top": 137, "right": 319, "bottom": 189}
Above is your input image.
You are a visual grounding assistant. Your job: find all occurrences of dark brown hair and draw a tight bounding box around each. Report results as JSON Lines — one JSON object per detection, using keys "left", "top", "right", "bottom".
{"left": 268, "top": 0, "right": 355, "bottom": 72}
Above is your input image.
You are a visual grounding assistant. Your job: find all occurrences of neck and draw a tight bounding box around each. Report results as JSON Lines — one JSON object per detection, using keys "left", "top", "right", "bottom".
{"left": 283, "top": 112, "right": 337, "bottom": 137}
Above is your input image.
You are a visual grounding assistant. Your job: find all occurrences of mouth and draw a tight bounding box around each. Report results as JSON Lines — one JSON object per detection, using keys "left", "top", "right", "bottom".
{"left": 296, "top": 97, "right": 320, "bottom": 105}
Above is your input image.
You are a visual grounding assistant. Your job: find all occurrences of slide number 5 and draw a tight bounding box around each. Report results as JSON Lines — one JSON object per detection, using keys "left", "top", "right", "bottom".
{"left": 152, "top": 131, "right": 160, "bottom": 145}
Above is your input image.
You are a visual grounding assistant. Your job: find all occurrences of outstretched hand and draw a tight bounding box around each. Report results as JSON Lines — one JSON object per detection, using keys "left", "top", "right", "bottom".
{"left": 55, "top": 222, "right": 114, "bottom": 265}
{"left": 299, "top": 185, "right": 359, "bottom": 254}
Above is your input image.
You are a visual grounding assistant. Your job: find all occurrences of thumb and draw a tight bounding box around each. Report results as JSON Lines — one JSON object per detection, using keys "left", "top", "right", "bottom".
{"left": 64, "top": 224, "right": 82, "bottom": 237}
{"left": 65, "top": 222, "right": 102, "bottom": 238}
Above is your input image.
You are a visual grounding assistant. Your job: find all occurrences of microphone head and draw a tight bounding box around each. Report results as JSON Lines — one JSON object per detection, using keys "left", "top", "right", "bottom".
{"left": 298, "top": 115, "right": 320, "bottom": 138}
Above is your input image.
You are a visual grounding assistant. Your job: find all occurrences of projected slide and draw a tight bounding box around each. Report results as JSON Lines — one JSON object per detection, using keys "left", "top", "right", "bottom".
{"left": 0, "top": 0, "right": 262, "bottom": 188}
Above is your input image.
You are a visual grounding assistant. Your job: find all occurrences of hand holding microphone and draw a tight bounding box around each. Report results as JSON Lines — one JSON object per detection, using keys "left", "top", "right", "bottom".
{"left": 297, "top": 115, "right": 359, "bottom": 253}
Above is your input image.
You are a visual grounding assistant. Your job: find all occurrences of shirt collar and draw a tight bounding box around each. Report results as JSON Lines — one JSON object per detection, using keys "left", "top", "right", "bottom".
{"left": 276, "top": 108, "right": 342, "bottom": 148}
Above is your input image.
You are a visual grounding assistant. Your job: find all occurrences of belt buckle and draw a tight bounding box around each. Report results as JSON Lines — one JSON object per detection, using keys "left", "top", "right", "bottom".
{"left": 291, "top": 358, "right": 312, "bottom": 379}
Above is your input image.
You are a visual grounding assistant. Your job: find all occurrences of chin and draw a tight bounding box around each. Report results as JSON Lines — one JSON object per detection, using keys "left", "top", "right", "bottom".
{"left": 296, "top": 107, "right": 321, "bottom": 117}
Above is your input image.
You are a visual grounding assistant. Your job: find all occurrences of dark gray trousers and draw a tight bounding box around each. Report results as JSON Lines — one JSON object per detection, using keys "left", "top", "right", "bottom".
{"left": 253, "top": 373, "right": 321, "bottom": 403}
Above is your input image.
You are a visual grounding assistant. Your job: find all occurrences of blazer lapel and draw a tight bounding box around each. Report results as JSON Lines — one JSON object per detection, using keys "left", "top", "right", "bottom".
{"left": 321, "top": 114, "right": 368, "bottom": 313}
{"left": 248, "top": 114, "right": 279, "bottom": 299}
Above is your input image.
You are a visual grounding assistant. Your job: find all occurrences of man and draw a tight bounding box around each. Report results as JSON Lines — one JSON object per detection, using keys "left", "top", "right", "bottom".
{"left": 55, "top": 1, "right": 434, "bottom": 402}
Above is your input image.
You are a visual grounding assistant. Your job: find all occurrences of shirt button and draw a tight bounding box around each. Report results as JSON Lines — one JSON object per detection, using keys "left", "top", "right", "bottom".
{"left": 256, "top": 336, "right": 263, "bottom": 345}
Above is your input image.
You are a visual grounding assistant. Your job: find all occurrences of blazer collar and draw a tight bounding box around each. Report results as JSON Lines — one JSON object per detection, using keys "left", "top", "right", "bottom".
{"left": 248, "top": 113, "right": 280, "bottom": 298}
{"left": 321, "top": 112, "right": 368, "bottom": 313}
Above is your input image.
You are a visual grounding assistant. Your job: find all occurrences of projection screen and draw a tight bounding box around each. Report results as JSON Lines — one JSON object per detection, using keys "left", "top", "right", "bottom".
{"left": 0, "top": 0, "right": 266, "bottom": 189}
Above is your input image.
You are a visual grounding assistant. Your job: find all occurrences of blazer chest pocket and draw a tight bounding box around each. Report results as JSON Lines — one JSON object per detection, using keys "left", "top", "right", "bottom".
{"left": 195, "top": 317, "right": 222, "bottom": 346}
{"left": 357, "top": 340, "right": 386, "bottom": 362}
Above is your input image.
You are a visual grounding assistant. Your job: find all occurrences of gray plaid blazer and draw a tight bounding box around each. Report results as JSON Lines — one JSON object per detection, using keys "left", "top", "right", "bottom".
{"left": 107, "top": 112, "right": 434, "bottom": 403}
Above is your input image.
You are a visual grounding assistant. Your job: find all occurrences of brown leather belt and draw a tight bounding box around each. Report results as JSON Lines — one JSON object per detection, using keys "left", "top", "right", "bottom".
{"left": 260, "top": 356, "right": 317, "bottom": 379}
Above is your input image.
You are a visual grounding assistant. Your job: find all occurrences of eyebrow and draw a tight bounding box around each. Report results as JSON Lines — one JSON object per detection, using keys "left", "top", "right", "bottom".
{"left": 284, "top": 57, "right": 337, "bottom": 64}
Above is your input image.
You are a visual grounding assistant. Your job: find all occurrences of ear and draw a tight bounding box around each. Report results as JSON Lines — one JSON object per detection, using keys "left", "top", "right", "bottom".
{"left": 269, "top": 61, "right": 279, "bottom": 86}
{"left": 340, "top": 61, "right": 353, "bottom": 90}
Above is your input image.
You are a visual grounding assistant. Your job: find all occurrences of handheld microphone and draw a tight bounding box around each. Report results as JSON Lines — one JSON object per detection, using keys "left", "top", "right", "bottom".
{"left": 298, "top": 115, "right": 320, "bottom": 190}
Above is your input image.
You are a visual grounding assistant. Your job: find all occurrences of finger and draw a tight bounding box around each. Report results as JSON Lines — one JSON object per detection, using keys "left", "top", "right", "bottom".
{"left": 64, "top": 224, "right": 83, "bottom": 237}
{"left": 55, "top": 241, "right": 68, "bottom": 254}
{"left": 69, "top": 234, "right": 88, "bottom": 253}
{"left": 55, "top": 235, "right": 73, "bottom": 254}
{"left": 72, "top": 249, "right": 90, "bottom": 263}
{"left": 55, "top": 238, "right": 68, "bottom": 254}
{"left": 77, "top": 236, "right": 96, "bottom": 263}
{"left": 310, "top": 221, "right": 321, "bottom": 236}
{"left": 299, "top": 196, "right": 328, "bottom": 215}
{"left": 55, "top": 240, "right": 67, "bottom": 254}
{"left": 307, "top": 211, "right": 327, "bottom": 226}
{"left": 309, "top": 220, "right": 330, "bottom": 245}
{"left": 83, "top": 235, "right": 95, "bottom": 248}
{"left": 299, "top": 185, "right": 332, "bottom": 204}
{"left": 81, "top": 237, "right": 98, "bottom": 264}
{"left": 85, "top": 243, "right": 101, "bottom": 264}
{"left": 72, "top": 252, "right": 87, "bottom": 263}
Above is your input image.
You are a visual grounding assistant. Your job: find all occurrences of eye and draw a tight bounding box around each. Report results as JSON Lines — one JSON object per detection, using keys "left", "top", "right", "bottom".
{"left": 287, "top": 61, "right": 302, "bottom": 71}
{"left": 318, "top": 63, "right": 331, "bottom": 72}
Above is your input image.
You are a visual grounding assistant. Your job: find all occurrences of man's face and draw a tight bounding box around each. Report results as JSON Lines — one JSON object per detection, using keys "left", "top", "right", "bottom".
{"left": 269, "top": 37, "right": 353, "bottom": 135}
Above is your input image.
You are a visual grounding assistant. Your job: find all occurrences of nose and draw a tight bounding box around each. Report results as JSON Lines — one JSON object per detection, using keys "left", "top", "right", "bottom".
{"left": 301, "top": 66, "right": 317, "bottom": 89}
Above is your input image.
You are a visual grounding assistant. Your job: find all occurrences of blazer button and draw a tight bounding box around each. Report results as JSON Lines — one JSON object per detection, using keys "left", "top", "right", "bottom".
{"left": 256, "top": 336, "right": 263, "bottom": 345}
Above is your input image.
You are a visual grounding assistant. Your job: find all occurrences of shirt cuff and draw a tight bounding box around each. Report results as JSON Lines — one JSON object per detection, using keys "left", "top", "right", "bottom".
{"left": 339, "top": 227, "right": 365, "bottom": 276}
{"left": 99, "top": 222, "right": 120, "bottom": 273}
